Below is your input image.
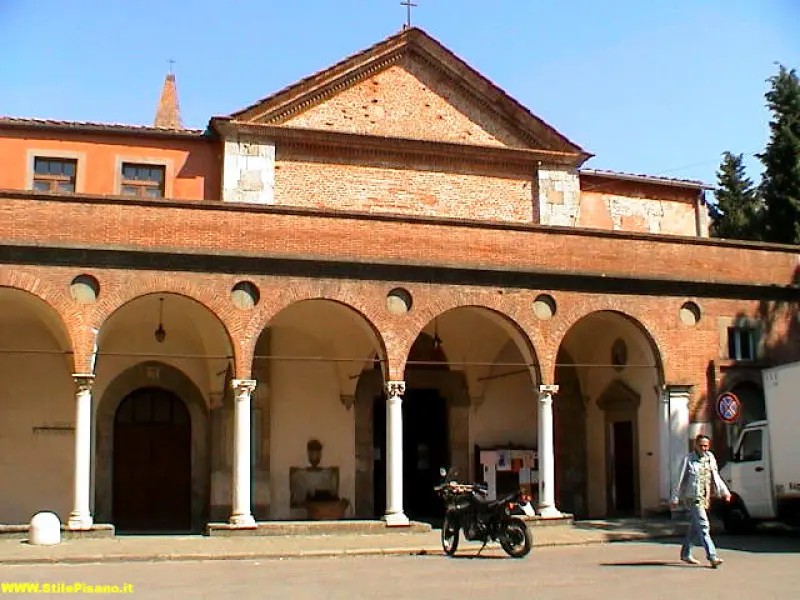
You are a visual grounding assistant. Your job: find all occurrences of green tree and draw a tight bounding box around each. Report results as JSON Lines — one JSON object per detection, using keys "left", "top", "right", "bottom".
{"left": 710, "top": 152, "right": 763, "bottom": 240}
{"left": 758, "top": 65, "right": 800, "bottom": 245}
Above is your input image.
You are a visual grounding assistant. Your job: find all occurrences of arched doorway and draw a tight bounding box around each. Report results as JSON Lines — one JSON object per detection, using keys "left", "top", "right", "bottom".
{"left": 113, "top": 387, "right": 191, "bottom": 533}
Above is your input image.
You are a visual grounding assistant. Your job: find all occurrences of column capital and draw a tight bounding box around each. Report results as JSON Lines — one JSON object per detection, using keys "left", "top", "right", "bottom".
{"left": 72, "top": 374, "right": 95, "bottom": 392}
{"left": 538, "top": 384, "right": 559, "bottom": 395}
{"left": 385, "top": 380, "right": 406, "bottom": 397}
{"left": 232, "top": 379, "right": 257, "bottom": 394}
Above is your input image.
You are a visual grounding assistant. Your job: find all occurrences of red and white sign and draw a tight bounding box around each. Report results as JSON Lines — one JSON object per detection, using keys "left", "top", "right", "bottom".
{"left": 716, "top": 392, "right": 741, "bottom": 423}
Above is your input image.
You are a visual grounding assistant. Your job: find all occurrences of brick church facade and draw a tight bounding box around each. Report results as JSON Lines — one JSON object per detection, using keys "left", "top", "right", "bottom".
{"left": 1, "top": 27, "right": 798, "bottom": 533}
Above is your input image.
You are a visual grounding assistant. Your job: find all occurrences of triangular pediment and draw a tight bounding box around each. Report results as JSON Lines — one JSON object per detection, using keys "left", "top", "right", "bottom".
{"left": 230, "top": 28, "right": 587, "bottom": 156}
{"left": 597, "top": 379, "right": 641, "bottom": 412}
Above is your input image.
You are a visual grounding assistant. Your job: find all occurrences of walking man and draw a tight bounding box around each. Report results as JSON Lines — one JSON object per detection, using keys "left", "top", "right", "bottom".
{"left": 670, "top": 434, "right": 731, "bottom": 567}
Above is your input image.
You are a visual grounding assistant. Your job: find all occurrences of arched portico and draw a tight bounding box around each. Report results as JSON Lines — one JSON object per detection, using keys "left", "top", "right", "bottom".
{"left": 93, "top": 292, "right": 231, "bottom": 530}
{"left": 369, "top": 305, "right": 547, "bottom": 524}
{"left": 556, "top": 310, "right": 664, "bottom": 518}
{"left": 0, "top": 287, "right": 75, "bottom": 525}
{"left": 249, "top": 298, "right": 387, "bottom": 521}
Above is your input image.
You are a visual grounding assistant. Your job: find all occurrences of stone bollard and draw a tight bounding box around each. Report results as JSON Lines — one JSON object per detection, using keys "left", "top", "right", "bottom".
{"left": 29, "top": 512, "right": 61, "bottom": 546}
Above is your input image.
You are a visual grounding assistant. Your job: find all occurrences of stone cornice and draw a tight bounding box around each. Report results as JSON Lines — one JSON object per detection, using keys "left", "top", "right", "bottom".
{"left": 211, "top": 119, "right": 586, "bottom": 168}
{"left": 260, "top": 48, "right": 407, "bottom": 124}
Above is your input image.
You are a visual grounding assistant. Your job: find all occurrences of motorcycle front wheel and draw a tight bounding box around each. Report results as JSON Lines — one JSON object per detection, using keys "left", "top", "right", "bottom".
{"left": 499, "top": 518, "right": 532, "bottom": 558}
{"left": 441, "top": 514, "right": 460, "bottom": 556}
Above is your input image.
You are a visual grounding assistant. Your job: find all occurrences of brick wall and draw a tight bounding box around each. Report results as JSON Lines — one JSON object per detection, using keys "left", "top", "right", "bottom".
{"left": 274, "top": 147, "right": 534, "bottom": 221}
{"left": 1, "top": 194, "right": 796, "bottom": 288}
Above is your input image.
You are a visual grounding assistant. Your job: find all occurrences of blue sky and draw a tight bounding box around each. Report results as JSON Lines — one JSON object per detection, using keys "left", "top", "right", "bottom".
{"left": 1, "top": 1, "right": 797, "bottom": 186}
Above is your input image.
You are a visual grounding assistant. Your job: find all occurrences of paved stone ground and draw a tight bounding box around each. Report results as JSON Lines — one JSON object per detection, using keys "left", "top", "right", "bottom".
{"left": 0, "top": 518, "right": 691, "bottom": 565}
{"left": 2, "top": 533, "right": 799, "bottom": 599}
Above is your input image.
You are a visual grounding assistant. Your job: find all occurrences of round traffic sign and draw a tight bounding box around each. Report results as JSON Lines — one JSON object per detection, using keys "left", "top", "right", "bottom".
{"left": 716, "top": 392, "right": 740, "bottom": 423}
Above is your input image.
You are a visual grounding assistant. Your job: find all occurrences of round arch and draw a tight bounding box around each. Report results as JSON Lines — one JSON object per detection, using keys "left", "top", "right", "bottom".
{"left": 0, "top": 283, "right": 75, "bottom": 369}
{"left": 90, "top": 278, "right": 241, "bottom": 375}
{"left": 399, "top": 304, "right": 543, "bottom": 386}
{"left": 249, "top": 296, "right": 390, "bottom": 379}
{"left": 555, "top": 309, "right": 665, "bottom": 386}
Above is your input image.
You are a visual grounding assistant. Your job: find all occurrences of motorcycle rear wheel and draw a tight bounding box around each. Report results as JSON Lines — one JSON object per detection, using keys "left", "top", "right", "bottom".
{"left": 441, "top": 514, "right": 460, "bottom": 556}
{"left": 499, "top": 518, "right": 532, "bottom": 558}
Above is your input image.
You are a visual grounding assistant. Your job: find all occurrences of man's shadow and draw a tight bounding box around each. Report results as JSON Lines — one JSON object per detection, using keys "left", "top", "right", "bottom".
{"left": 600, "top": 560, "right": 699, "bottom": 568}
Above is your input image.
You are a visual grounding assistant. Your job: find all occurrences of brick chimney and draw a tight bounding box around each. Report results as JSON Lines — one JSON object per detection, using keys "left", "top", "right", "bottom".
{"left": 153, "top": 72, "right": 182, "bottom": 129}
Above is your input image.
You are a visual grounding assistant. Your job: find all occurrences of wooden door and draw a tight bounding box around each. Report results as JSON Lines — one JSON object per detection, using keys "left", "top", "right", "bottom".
{"left": 113, "top": 388, "right": 192, "bottom": 533}
{"left": 611, "top": 420, "right": 636, "bottom": 514}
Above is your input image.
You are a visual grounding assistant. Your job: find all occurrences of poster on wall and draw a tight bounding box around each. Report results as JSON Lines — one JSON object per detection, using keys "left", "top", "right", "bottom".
{"left": 510, "top": 450, "right": 527, "bottom": 473}
{"left": 496, "top": 449, "right": 511, "bottom": 471}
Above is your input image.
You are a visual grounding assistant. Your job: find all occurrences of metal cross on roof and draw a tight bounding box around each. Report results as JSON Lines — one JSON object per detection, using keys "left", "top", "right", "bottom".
{"left": 168, "top": 59, "right": 176, "bottom": 75}
{"left": 401, "top": 0, "right": 417, "bottom": 28}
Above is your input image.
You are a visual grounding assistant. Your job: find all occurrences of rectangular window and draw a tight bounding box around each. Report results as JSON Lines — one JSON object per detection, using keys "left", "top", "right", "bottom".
{"left": 727, "top": 327, "right": 756, "bottom": 360}
{"left": 120, "top": 163, "right": 165, "bottom": 198}
{"left": 736, "top": 429, "right": 763, "bottom": 462}
{"left": 32, "top": 157, "right": 77, "bottom": 192}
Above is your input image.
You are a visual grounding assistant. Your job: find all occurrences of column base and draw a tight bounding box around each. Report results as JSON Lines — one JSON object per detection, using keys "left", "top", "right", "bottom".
{"left": 383, "top": 512, "right": 410, "bottom": 527}
{"left": 537, "top": 505, "right": 563, "bottom": 519}
{"left": 66, "top": 513, "right": 94, "bottom": 531}
{"left": 228, "top": 513, "right": 257, "bottom": 528}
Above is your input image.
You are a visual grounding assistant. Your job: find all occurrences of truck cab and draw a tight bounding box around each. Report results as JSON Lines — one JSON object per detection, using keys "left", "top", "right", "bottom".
{"left": 718, "top": 421, "right": 774, "bottom": 532}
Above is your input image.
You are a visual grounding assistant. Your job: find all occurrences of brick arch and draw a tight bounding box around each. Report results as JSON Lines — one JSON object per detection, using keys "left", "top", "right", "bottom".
{"left": 718, "top": 370, "right": 763, "bottom": 395}
{"left": 89, "top": 275, "right": 241, "bottom": 374}
{"left": 551, "top": 303, "right": 667, "bottom": 386}
{"left": 0, "top": 269, "right": 78, "bottom": 371}
{"left": 241, "top": 286, "right": 390, "bottom": 380}
{"left": 391, "top": 296, "right": 543, "bottom": 383}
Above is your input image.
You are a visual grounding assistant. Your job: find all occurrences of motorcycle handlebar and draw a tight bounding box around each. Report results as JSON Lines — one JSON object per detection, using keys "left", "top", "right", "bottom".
{"left": 433, "top": 482, "right": 486, "bottom": 495}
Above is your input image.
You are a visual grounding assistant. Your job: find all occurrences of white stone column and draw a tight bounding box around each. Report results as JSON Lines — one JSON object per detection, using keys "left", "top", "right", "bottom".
{"left": 384, "top": 380, "right": 409, "bottom": 526}
{"left": 666, "top": 385, "right": 691, "bottom": 512}
{"left": 537, "top": 384, "right": 561, "bottom": 518}
{"left": 658, "top": 386, "right": 670, "bottom": 506}
{"left": 67, "top": 374, "right": 94, "bottom": 530}
{"left": 230, "top": 379, "right": 257, "bottom": 527}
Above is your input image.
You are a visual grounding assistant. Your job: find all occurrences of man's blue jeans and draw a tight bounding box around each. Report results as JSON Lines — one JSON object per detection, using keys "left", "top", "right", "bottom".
{"left": 681, "top": 501, "right": 717, "bottom": 560}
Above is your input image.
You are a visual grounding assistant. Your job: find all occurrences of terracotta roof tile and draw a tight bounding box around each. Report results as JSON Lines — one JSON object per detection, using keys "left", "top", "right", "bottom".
{"left": 580, "top": 168, "right": 712, "bottom": 190}
{"left": 0, "top": 116, "right": 204, "bottom": 137}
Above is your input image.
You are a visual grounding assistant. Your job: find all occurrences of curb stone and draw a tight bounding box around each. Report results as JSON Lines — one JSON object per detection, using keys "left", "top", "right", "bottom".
{"left": 0, "top": 530, "right": 686, "bottom": 566}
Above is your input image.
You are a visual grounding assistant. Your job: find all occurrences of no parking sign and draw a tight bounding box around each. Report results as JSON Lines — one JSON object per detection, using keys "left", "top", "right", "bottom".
{"left": 715, "top": 392, "right": 741, "bottom": 423}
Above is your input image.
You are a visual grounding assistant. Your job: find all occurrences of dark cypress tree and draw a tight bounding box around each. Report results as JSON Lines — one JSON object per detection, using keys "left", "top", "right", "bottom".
{"left": 758, "top": 65, "right": 800, "bottom": 245}
{"left": 710, "top": 152, "right": 763, "bottom": 240}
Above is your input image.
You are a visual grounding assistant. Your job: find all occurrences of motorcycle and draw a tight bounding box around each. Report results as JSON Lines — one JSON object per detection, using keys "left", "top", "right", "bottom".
{"left": 434, "top": 467, "right": 534, "bottom": 558}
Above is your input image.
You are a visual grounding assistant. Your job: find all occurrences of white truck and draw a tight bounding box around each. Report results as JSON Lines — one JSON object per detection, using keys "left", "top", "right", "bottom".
{"left": 718, "top": 361, "right": 800, "bottom": 533}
